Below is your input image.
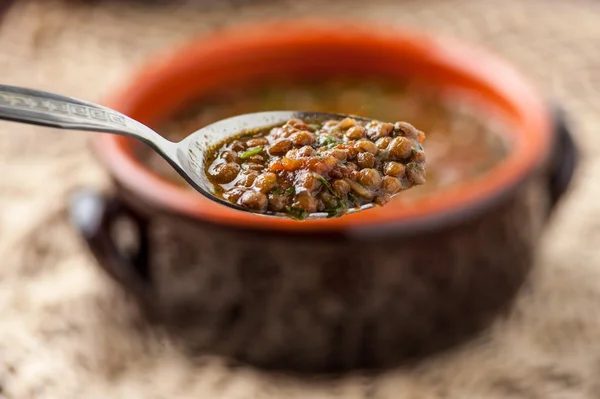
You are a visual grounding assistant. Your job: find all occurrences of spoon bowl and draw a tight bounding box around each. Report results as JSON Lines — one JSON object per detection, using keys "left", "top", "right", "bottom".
{"left": 181, "top": 111, "right": 377, "bottom": 219}
{"left": 0, "top": 85, "right": 381, "bottom": 219}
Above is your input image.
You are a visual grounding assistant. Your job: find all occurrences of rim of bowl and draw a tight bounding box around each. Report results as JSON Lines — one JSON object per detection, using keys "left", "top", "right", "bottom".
{"left": 93, "top": 19, "right": 552, "bottom": 232}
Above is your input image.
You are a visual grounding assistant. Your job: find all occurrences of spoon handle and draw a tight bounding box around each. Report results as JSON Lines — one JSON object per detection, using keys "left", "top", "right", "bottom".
{"left": 0, "top": 84, "right": 171, "bottom": 148}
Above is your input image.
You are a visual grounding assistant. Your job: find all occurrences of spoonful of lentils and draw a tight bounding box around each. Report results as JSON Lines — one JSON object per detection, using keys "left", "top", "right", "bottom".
{"left": 0, "top": 84, "right": 426, "bottom": 220}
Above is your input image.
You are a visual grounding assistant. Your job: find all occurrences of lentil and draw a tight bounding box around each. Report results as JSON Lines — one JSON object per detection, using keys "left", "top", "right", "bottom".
{"left": 206, "top": 117, "right": 426, "bottom": 219}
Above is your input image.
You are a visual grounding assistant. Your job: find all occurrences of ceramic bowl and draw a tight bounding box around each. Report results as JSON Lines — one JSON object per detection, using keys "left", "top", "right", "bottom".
{"left": 71, "top": 20, "right": 577, "bottom": 372}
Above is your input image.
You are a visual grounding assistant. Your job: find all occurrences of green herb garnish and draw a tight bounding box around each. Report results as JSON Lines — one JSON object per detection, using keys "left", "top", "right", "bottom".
{"left": 324, "top": 199, "right": 348, "bottom": 218}
{"left": 270, "top": 187, "right": 283, "bottom": 195}
{"left": 317, "top": 135, "right": 340, "bottom": 148}
{"left": 407, "top": 162, "right": 424, "bottom": 172}
{"left": 309, "top": 123, "right": 321, "bottom": 131}
{"left": 347, "top": 192, "right": 358, "bottom": 205}
{"left": 285, "top": 187, "right": 295, "bottom": 196}
{"left": 239, "top": 146, "right": 263, "bottom": 159}
{"left": 285, "top": 206, "right": 307, "bottom": 221}
{"left": 316, "top": 175, "right": 335, "bottom": 195}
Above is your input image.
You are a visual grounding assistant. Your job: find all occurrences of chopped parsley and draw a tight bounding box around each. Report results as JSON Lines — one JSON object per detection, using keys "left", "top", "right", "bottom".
{"left": 324, "top": 199, "right": 348, "bottom": 218}
{"left": 316, "top": 175, "right": 335, "bottom": 195}
{"left": 317, "top": 135, "right": 341, "bottom": 148}
{"left": 347, "top": 192, "right": 359, "bottom": 205}
{"left": 240, "top": 146, "right": 263, "bottom": 159}
{"left": 285, "top": 206, "right": 307, "bottom": 220}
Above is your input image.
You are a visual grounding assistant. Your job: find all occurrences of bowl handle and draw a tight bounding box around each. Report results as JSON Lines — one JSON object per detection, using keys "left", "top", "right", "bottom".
{"left": 547, "top": 105, "right": 579, "bottom": 211}
{"left": 69, "top": 189, "right": 154, "bottom": 304}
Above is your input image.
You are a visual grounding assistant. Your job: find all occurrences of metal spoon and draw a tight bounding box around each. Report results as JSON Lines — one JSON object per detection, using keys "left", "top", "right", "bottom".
{"left": 0, "top": 84, "right": 379, "bottom": 220}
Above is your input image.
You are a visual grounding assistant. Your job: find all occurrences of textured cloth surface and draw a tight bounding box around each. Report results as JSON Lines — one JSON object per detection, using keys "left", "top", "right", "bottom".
{"left": 1, "top": 0, "right": 600, "bottom": 398}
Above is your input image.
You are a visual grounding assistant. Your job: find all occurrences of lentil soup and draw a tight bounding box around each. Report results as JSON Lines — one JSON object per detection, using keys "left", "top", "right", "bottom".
{"left": 136, "top": 78, "right": 510, "bottom": 203}
{"left": 206, "top": 117, "right": 426, "bottom": 219}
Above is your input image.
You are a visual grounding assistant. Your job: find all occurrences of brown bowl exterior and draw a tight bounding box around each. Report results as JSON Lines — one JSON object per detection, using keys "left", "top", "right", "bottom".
{"left": 133, "top": 179, "right": 545, "bottom": 371}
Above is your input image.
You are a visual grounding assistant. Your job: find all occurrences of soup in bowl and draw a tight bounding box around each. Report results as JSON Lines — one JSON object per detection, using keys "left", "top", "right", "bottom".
{"left": 72, "top": 20, "right": 576, "bottom": 372}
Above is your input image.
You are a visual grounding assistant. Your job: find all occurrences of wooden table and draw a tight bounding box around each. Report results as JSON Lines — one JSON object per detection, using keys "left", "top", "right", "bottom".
{"left": 1, "top": 0, "right": 600, "bottom": 397}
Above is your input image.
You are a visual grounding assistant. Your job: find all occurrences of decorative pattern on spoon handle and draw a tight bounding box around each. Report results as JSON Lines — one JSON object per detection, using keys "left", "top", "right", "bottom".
{"left": 0, "top": 84, "right": 180, "bottom": 176}
{"left": 0, "top": 84, "right": 133, "bottom": 133}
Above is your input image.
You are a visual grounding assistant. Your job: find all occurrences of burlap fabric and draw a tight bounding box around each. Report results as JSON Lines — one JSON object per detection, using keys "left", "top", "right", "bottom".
{"left": 1, "top": 0, "right": 600, "bottom": 397}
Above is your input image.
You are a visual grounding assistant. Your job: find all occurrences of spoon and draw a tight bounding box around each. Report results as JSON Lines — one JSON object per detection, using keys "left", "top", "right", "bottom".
{"left": 0, "top": 84, "right": 381, "bottom": 220}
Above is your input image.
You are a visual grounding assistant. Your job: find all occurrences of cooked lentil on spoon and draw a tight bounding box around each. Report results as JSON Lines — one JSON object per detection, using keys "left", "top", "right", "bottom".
{"left": 206, "top": 116, "right": 426, "bottom": 219}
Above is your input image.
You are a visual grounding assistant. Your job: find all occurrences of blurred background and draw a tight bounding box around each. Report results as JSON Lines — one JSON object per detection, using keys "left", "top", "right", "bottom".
{"left": 1, "top": 0, "right": 600, "bottom": 398}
